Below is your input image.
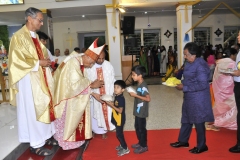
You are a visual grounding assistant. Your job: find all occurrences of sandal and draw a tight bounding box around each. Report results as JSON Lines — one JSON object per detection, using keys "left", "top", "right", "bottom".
{"left": 206, "top": 125, "right": 212, "bottom": 131}
{"left": 211, "top": 125, "right": 220, "bottom": 131}
{"left": 206, "top": 124, "right": 220, "bottom": 131}
{"left": 46, "top": 138, "right": 59, "bottom": 146}
{"left": 102, "top": 134, "right": 107, "bottom": 139}
{"left": 30, "top": 146, "right": 53, "bottom": 156}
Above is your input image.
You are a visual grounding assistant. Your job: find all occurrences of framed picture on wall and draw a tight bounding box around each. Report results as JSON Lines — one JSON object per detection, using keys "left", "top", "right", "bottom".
{"left": 0, "top": 0, "right": 24, "bottom": 6}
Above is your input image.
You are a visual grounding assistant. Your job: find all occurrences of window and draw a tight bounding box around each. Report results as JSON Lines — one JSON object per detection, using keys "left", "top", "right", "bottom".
{"left": 224, "top": 26, "right": 240, "bottom": 47}
{"left": 193, "top": 27, "right": 211, "bottom": 46}
{"left": 123, "top": 29, "right": 161, "bottom": 55}
{"left": 143, "top": 29, "right": 161, "bottom": 47}
{"left": 83, "top": 32, "right": 105, "bottom": 49}
{"left": 123, "top": 30, "right": 141, "bottom": 55}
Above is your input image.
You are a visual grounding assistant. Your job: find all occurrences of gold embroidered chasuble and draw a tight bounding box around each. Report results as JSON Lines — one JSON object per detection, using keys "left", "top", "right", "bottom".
{"left": 8, "top": 25, "right": 54, "bottom": 123}
{"left": 53, "top": 52, "right": 92, "bottom": 141}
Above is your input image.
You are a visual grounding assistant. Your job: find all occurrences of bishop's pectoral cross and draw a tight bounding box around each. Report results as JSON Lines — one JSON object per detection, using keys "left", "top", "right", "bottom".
{"left": 66, "top": 36, "right": 75, "bottom": 48}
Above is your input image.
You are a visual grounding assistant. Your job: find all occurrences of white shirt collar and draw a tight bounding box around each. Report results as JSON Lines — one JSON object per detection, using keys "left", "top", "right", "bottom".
{"left": 30, "top": 31, "right": 36, "bottom": 38}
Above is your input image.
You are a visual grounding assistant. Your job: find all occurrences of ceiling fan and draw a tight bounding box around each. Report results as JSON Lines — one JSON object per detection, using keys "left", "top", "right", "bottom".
{"left": 112, "top": 0, "right": 126, "bottom": 13}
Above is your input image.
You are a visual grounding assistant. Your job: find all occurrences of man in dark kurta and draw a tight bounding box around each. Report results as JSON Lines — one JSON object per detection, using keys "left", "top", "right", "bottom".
{"left": 170, "top": 42, "right": 214, "bottom": 154}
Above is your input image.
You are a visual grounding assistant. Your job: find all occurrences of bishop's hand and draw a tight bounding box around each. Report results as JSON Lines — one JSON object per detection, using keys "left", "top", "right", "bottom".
{"left": 90, "top": 79, "right": 104, "bottom": 89}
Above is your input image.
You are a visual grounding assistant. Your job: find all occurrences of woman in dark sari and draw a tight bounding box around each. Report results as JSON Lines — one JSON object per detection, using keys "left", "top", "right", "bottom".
{"left": 152, "top": 46, "right": 160, "bottom": 76}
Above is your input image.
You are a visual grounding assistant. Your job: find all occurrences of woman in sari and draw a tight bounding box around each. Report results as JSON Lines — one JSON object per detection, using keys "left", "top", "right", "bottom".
{"left": 160, "top": 45, "right": 167, "bottom": 76}
{"left": 207, "top": 48, "right": 238, "bottom": 131}
{"left": 139, "top": 46, "right": 148, "bottom": 75}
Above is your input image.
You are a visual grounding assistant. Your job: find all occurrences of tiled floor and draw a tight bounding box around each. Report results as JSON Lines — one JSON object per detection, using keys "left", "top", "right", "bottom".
{"left": 0, "top": 103, "right": 20, "bottom": 159}
{"left": 0, "top": 83, "right": 183, "bottom": 159}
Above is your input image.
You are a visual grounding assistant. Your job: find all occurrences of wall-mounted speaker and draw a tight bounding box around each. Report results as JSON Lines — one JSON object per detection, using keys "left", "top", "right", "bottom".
{"left": 122, "top": 16, "right": 135, "bottom": 35}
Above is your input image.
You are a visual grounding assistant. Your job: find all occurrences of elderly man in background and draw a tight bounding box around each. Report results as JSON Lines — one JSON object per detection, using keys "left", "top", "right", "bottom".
{"left": 64, "top": 48, "right": 70, "bottom": 56}
{"left": 54, "top": 48, "right": 61, "bottom": 57}
{"left": 86, "top": 50, "right": 116, "bottom": 139}
{"left": 53, "top": 48, "right": 66, "bottom": 66}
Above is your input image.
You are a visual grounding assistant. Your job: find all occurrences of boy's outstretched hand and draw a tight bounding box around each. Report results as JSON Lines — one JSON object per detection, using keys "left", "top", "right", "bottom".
{"left": 105, "top": 101, "right": 114, "bottom": 107}
{"left": 129, "top": 92, "right": 137, "bottom": 97}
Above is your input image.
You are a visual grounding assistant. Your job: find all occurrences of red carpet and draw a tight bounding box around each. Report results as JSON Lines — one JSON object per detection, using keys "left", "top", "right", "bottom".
{"left": 52, "top": 148, "right": 81, "bottom": 160}
{"left": 83, "top": 128, "right": 239, "bottom": 160}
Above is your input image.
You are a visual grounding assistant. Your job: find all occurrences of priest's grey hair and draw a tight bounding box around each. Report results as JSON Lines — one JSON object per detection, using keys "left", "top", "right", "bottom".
{"left": 25, "top": 7, "right": 42, "bottom": 22}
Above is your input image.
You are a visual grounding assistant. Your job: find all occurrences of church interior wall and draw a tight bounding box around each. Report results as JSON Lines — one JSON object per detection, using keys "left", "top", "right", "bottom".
{"left": 192, "top": 14, "right": 240, "bottom": 46}
{"left": 53, "top": 13, "right": 239, "bottom": 55}
{"left": 53, "top": 19, "right": 107, "bottom": 54}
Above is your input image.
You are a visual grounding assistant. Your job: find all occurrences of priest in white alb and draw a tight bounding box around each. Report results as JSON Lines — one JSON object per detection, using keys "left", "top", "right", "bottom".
{"left": 9, "top": 7, "right": 56, "bottom": 156}
{"left": 86, "top": 50, "right": 116, "bottom": 139}
{"left": 53, "top": 38, "right": 105, "bottom": 150}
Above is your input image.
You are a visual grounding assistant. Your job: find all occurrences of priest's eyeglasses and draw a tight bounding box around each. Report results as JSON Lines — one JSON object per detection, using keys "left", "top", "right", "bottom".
{"left": 34, "top": 17, "right": 43, "bottom": 23}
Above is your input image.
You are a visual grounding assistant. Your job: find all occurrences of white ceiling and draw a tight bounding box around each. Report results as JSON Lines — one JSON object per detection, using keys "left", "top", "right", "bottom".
{"left": 124, "top": 0, "right": 240, "bottom": 15}
{"left": 0, "top": 0, "right": 239, "bottom": 25}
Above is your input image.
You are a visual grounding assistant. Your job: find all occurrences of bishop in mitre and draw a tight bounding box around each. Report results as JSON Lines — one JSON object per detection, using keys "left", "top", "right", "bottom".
{"left": 86, "top": 50, "right": 116, "bottom": 139}
{"left": 9, "top": 7, "right": 56, "bottom": 156}
{"left": 53, "top": 38, "right": 104, "bottom": 150}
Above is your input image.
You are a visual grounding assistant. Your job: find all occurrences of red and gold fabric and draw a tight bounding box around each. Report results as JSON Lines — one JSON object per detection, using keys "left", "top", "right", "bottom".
{"left": 96, "top": 67, "right": 110, "bottom": 130}
{"left": 8, "top": 25, "right": 54, "bottom": 124}
{"left": 32, "top": 38, "right": 55, "bottom": 121}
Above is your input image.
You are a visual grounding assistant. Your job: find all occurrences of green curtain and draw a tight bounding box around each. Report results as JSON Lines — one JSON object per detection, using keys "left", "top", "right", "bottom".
{"left": 0, "top": 25, "right": 10, "bottom": 52}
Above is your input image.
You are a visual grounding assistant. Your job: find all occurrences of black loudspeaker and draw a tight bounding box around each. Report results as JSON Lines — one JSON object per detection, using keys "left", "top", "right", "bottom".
{"left": 125, "top": 38, "right": 137, "bottom": 47}
{"left": 122, "top": 16, "right": 135, "bottom": 35}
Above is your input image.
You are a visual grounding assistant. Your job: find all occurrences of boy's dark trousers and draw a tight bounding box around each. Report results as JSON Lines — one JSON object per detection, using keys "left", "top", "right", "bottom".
{"left": 116, "top": 124, "right": 127, "bottom": 149}
{"left": 135, "top": 116, "right": 147, "bottom": 147}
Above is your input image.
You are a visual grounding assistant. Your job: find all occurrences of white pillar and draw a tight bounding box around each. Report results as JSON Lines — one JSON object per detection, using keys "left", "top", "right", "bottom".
{"left": 141, "top": 29, "right": 144, "bottom": 46}
{"left": 106, "top": 6, "right": 122, "bottom": 80}
{"left": 176, "top": 5, "right": 192, "bottom": 68}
